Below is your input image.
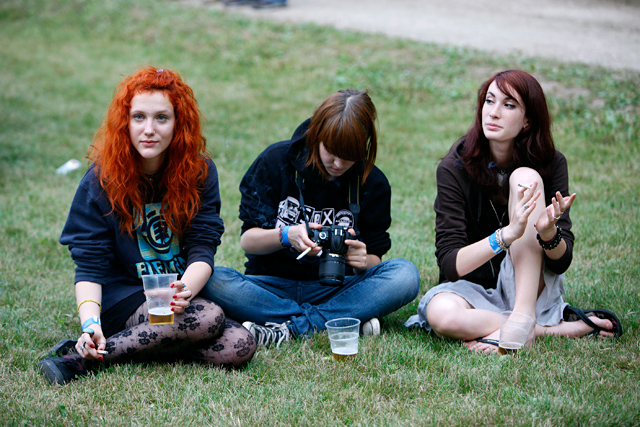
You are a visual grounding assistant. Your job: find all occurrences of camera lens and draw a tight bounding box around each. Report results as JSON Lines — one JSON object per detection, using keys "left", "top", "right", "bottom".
{"left": 319, "top": 253, "right": 346, "bottom": 286}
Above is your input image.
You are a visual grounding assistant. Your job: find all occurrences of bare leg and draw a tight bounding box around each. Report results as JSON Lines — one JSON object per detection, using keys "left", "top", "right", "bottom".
{"left": 536, "top": 318, "right": 616, "bottom": 339}
{"left": 426, "top": 293, "right": 500, "bottom": 339}
{"left": 508, "top": 168, "right": 545, "bottom": 319}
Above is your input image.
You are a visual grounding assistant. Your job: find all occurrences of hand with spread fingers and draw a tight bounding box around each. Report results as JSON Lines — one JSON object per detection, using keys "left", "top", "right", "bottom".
{"left": 535, "top": 191, "right": 576, "bottom": 240}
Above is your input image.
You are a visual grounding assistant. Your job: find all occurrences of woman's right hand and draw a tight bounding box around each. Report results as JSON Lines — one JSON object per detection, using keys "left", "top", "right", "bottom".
{"left": 503, "top": 182, "right": 541, "bottom": 245}
{"left": 75, "top": 325, "right": 107, "bottom": 361}
{"left": 288, "top": 223, "right": 322, "bottom": 256}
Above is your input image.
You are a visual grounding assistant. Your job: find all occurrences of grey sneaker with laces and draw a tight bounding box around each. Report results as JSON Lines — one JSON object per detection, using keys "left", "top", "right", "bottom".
{"left": 243, "top": 321, "right": 291, "bottom": 348}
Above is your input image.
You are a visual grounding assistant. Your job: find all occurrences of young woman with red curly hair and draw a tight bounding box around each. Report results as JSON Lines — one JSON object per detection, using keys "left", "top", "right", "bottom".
{"left": 39, "top": 67, "right": 255, "bottom": 385}
{"left": 405, "top": 70, "right": 622, "bottom": 354}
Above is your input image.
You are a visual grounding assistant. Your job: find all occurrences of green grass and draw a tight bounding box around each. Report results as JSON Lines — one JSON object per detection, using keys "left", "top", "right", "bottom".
{"left": 1, "top": 0, "right": 639, "bottom": 425}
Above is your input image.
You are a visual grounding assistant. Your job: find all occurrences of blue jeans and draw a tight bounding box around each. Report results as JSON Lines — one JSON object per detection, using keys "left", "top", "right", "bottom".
{"left": 200, "top": 258, "right": 420, "bottom": 337}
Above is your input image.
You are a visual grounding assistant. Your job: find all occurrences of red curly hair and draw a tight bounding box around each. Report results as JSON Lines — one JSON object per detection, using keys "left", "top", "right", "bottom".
{"left": 89, "top": 66, "right": 209, "bottom": 237}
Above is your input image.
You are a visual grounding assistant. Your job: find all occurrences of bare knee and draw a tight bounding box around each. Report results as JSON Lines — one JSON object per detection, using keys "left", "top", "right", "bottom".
{"left": 426, "top": 293, "right": 470, "bottom": 337}
{"left": 510, "top": 167, "right": 542, "bottom": 187}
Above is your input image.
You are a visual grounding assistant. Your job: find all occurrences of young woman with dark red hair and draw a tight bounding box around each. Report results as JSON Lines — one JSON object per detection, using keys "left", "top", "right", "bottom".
{"left": 39, "top": 67, "right": 255, "bottom": 384}
{"left": 405, "top": 70, "right": 622, "bottom": 353}
{"left": 201, "top": 89, "right": 420, "bottom": 347}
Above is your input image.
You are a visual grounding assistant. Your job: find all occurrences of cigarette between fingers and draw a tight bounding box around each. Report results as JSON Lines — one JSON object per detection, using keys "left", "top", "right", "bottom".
{"left": 518, "top": 183, "right": 532, "bottom": 189}
{"left": 296, "top": 247, "right": 312, "bottom": 260}
{"left": 97, "top": 350, "right": 108, "bottom": 355}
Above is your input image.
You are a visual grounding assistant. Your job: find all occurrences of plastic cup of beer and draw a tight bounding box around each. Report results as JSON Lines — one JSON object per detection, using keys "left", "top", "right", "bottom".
{"left": 325, "top": 317, "right": 361, "bottom": 360}
{"left": 498, "top": 311, "right": 535, "bottom": 356}
{"left": 142, "top": 273, "right": 178, "bottom": 325}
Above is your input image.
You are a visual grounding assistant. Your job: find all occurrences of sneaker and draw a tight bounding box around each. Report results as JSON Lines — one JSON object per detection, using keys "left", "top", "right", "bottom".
{"left": 46, "top": 339, "right": 77, "bottom": 357}
{"left": 361, "top": 318, "right": 381, "bottom": 337}
{"left": 243, "top": 321, "right": 291, "bottom": 348}
{"left": 39, "top": 354, "right": 90, "bottom": 385}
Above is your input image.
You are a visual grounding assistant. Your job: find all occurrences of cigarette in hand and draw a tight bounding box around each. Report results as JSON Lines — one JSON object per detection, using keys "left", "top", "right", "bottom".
{"left": 518, "top": 183, "right": 532, "bottom": 189}
{"left": 296, "top": 247, "right": 312, "bottom": 260}
{"left": 97, "top": 350, "right": 108, "bottom": 355}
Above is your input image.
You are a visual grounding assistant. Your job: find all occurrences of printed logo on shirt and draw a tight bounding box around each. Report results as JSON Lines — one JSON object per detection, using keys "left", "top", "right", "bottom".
{"left": 134, "top": 202, "right": 186, "bottom": 277}
{"left": 276, "top": 196, "right": 354, "bottom": 228}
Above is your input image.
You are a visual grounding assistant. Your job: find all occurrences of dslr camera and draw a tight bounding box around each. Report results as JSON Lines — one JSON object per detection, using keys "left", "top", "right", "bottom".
{"left": 309, "top": 224, "right": 350, "bottom": 286}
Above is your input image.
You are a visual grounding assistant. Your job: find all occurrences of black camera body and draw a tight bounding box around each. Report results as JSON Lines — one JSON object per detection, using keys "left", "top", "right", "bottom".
{"left": 309, "top": 224, "right": 349, "bottom": 286}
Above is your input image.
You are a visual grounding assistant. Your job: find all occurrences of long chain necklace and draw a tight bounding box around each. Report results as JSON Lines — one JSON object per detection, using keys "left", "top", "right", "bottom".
{"left": 489, "top": 198, "right": 507, "bottom": 227}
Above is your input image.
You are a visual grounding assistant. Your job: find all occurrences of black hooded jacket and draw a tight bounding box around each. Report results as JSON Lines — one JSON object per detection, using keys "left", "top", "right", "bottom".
{"left": 239, "top": 119, "right": 392, "bottom": 281}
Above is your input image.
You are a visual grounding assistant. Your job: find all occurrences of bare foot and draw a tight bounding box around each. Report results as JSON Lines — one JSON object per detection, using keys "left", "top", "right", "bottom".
{"left": 543, "top": 316, "right": 615, "bottom": 338}
{"left": 464, "top": 330, "right": 501, "bottom": 354}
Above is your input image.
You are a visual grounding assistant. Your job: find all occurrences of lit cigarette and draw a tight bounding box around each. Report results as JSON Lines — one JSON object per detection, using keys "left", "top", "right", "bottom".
{"left": 97, "top": 350, "right": 108, "bottom": 355}
{"left": 296, "top": 247, "right": 312, "bottom": 260}
{"left": 518, "top": 183, "right": 531, "bottom": 189}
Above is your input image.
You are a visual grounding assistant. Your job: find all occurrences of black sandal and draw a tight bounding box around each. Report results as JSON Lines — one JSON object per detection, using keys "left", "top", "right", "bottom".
{"left": 563, "top": 305, "right": 623, "bottom": 338}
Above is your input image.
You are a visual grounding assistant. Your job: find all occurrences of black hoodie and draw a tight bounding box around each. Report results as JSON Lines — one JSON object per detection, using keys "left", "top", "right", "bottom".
{"left": 239, "top": 119, "right": 392, "bottom": 281}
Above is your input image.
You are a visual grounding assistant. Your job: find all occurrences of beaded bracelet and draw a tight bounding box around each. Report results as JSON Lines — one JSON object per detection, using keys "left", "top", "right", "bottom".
{"left": 488, "top": 231, "right": 503, "bottom": 254}
{"left": 77, "top": 299, "right": 101, "bottom": 313}
{"left": 537, "top": 226, "right": 563, "bottom": 250}
{"left": 496, "top": 228, "right": 510, "bottom": 252}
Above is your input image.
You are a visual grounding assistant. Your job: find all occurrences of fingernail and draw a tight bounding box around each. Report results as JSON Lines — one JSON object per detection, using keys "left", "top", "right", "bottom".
{"left": 172, "top": 295, "right": 177, "bottom": 299}
{"left": 170, "top": 301, "right": 175, "bottom": 306}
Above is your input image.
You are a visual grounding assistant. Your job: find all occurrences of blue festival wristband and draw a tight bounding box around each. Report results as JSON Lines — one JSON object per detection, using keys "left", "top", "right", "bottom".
{"left": 488, "top": 232, "right": 503, "bottom": 254}
{"left": 282, "top": 225, "right": 292, "bottom": 247}
{"left": 81, "top": 316, "right": 101, "bottom": 331}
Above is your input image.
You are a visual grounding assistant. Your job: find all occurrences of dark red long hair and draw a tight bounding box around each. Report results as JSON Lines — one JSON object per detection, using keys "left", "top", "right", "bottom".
{"left": 458, "top": 70, "right": 555, "bottom": 187}
{"left": 89, "top": 66, "right": 208, "bottom": 237}
{"left": 305, "top": 89, "right": 378, "bottom": 184}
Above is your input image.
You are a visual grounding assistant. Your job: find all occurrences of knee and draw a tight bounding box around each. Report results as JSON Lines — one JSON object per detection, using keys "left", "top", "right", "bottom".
{"left": 226, "top": 319, "right": 257, "bottom": 368}
{"left": 425, "top": 296, "right": 467, "bottom": 337}
{"left": 188, "top": 298, "right": 226, "bottom": 334}
{"left": 510, "top": 167, "right": 543, "bottom": 188}
{"left": 387, "top": 259, "right": 421, "bottom": 297}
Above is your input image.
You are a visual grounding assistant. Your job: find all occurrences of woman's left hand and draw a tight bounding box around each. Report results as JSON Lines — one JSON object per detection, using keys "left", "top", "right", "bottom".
{"left": 345, "top": 230, "right": 368, "bottom": 270}
{"left": 170, "top": 281, "right": 192, "bottom": 314}
{"left": 535, "top": 191, "right": 576, "bottom": 239}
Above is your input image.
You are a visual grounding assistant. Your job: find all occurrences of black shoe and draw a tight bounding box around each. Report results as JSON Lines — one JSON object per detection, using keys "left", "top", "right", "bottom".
{"left": 252, "top": 0, "right": 287, "bottom": 9}
{"left": 39, "top": 354, "right": 90, "bottom": 385}
{"left": 46, "top": 339, "right": 77, "bottom": 357}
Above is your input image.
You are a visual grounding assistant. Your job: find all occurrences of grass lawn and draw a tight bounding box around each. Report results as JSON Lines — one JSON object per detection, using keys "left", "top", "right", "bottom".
{"left": 1, "top": 0, "right": 639, "bottom": 425}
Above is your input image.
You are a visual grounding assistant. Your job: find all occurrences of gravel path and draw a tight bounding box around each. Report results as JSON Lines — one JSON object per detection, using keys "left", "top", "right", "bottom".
{"left": 203, "top": 0, "right": 640, "bottom": 72}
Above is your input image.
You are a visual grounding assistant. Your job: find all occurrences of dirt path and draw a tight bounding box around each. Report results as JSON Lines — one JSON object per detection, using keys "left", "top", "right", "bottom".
{"left": 202, "top": 0, "right": 640, "bottom": 72}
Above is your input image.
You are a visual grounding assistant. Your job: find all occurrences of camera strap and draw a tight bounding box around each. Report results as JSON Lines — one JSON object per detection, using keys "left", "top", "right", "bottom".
{"left": 295, "top": 171, "right": 360, "bottom": 238}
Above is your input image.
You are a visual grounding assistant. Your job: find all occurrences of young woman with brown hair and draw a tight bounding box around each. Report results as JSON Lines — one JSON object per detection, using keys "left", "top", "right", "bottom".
{"left": 405, "top": 70, "right": 622, "bottom": 353}
{"left": 39, "top": 67, "right": 255, "bottom": 385}
{"left": 201, "top": 89, "right": 420, "bottom": 347}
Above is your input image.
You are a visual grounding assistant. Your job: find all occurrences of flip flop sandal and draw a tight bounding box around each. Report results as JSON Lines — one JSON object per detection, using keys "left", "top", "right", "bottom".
{"left": 474, "top": 338, "right": 499, "bottom": 347}
{"left": 562, "top": 305, "right": 623, "bottom": 338}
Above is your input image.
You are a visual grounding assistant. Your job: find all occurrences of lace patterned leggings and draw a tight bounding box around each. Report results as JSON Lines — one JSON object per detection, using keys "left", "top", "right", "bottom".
{"left": 103, "top": 297, "right": 256, "bottom": 369}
